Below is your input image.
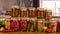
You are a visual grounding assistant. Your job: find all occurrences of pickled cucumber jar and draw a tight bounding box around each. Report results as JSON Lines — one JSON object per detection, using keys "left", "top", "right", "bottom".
{"left": 37, "top": 8, "right": 45, "bottom": 19}
{"left": 20, "top": 7, "right": 28, "bottom": 17}
{"left": 37, "top": 19, "right": 45, "bottom": 32}
{"left": 27, "top": 18, "right": 37, "bottom": 32}
{"left": 0, "top": 18, "right": 5, "bottom": 31}
{"left": 45, "top": 9, "right": 52, "bottom": 20}
{"left": 11, "top": 6, "right": 19, "bottom": 17}
{"left": 28, "top": 7, "right": 36, "bottom": 17}
{"left": 20, "top": 17, "right": 28, "bottom": 32}
{"left": 10, "top": 17, "right": 19, "bottom": 31}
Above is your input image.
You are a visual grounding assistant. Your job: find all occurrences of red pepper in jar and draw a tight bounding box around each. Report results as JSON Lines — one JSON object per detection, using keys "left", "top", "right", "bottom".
{"left": 20, "top": 19, "right": 27, "bottom": 31}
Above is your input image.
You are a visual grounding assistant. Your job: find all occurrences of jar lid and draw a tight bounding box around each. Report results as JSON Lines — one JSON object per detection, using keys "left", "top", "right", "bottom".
{"left": 45, "top": 9, "right": 52, "bottom": 12}
{"left": 20, "top": 7, "right": 27, "bottom": 11}
{"left": 11, "top": 5, "right": 19, "bottom": 9}
{"left": 29, "top": 7, "right": 36, "bottom": 10}
{"left": 37, "top": 8, "right": 44, "bottom": 10}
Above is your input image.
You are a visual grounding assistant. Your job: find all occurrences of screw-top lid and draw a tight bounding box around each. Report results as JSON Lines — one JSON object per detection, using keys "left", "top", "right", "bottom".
{"left": 45, "top": 9, "right": 52, "bottom": 12}
{"left": 20, "top": 7, "right": 27, "bottom": 11}
{"left": 29, "top": 7, "right": 36, "bottom": 10}
{"left": 37, "top": 7, "right": 44, "bottom": 11}
{"left": 11, "top": 5, "right": 19, "bottom": 9}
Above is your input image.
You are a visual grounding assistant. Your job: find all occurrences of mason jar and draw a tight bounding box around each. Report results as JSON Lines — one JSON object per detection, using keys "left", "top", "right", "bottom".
{"left": 37, "top": 8, "right": 45, "bottom": 19}
{"left": 20, "top": 7, "right": 28, "bottom": 17}
{"left": 28, "top": 7, "right": 36, "bottom": 17}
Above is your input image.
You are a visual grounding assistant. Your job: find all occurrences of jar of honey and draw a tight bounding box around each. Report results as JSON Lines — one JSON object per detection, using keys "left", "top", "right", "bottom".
{"left": 37, "top": 8, "right": 45, "bottom": 19}
{"left": 20, "top": 7, "right": 28, "bottom": 17}
{"left": 11, "top": 6, "right": 19, "bottom": 17}
{"left": 28, "top": 7, "right": 36, "bottom": 17}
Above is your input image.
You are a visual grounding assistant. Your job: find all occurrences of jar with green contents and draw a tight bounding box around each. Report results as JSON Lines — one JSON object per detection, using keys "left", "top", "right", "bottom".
{"left": 20, "top": 7, "right": 28, "bottom": 17}
{"left": 0, "top": 18, "right": 5, "bottom": 31}
{"left": 37, "top": 8, "right": 45, "bottom": 19}
{"left": 37, "top": 19, "right": 45, "bottom": 32}
{"left": 28, "top": 18, "right": 37, "bottom": 32}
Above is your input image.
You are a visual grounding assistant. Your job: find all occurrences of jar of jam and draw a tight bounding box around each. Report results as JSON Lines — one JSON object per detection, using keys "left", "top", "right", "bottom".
{"left": 37, "top": 19, "right": 45, "bottom": 32}
{"left": 37, "top": 8, "right": 45, "bottom": 19}
{"left": 28, "top": 7, "right": 36, "bottom": 17}
{"left": 27, "top": 18, "right": 37, "bottom": 32}
{"left": 20, "top": 7, "right": 28, "bottom": 17}
{"left": 20, "top": 18, "right": 28, "bottom": 32}
{"left": 10, "top": 17, "right": 19, "bottom": 31}
{"left": 45, "top": 9, "right": 52, "bottom": 20}
{"left": 11, "top": 6, "right": 19, "bottom": 17}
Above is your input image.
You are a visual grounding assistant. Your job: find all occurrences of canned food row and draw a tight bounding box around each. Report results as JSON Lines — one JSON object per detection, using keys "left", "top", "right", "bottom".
{"left": 8, "top": 7, "right": 52, "bottom": 20}
{"left": 0, "top": 17, "right": 58, "bottom": 33}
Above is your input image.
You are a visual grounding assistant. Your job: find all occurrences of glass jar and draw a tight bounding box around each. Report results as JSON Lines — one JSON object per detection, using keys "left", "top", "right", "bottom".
{"left": 10, "top": 17, "right": 19, "bottom": 31}
{"left": 45, "top": 9, "right": 52, "bottom": 20}
{"left": 37, "top": 8, "right": 45, "bottom": 19}
{"left": 27, "top": 18, "right": 37, "bottom": 32}
{"left": 11, "top": 6, "right": 19, "bottom": 17}
{"left": 20, "top": 18, "right": 28, "bottom": 32}
{"left": 37, "top": 19, "right": 45, "bottom": 32}
{"left": 20, "top": 7, "right": 28, "bottom": 17}
{"left": 28, "top": 7, "right": 36, "bottom": 17}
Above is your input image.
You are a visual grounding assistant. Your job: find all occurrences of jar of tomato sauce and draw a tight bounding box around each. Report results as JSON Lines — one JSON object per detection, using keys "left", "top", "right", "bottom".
{"left": 37, "top": 8, "right": 45, "bottom": 19}
{"left": 20, "top": 7, "right": 28, "bottom": 17}
{"left": 11, "top": 6, "right": 19, "bottom": 17}
{"left": 28, "top": 7, "right": 36, "bottom": 17}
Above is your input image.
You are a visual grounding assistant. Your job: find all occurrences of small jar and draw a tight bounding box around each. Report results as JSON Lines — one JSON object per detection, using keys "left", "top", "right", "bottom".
{"left": 20, "top": 7, "right": 28, "bottom": 17}
{"left": 11, "top": 6, "right": 19, "bottom": 17}
{"left": 37, "top": 19, "right": 45, "bottom": 32}
{"left": 45, "top": 9, "right": 52, "bottom": 20}
{"left": 37, "top": 8, "right": 45, "bottom": 19}
{"left": 28, "top": 7, "right": 36, "bottom": 17}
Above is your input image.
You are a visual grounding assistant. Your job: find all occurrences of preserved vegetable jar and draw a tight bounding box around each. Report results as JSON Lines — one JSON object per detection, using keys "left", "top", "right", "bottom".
{"left": 27, "top": 18, "right": 37, "bottom": 32}
{"left": 10, "top": 17, "right": 19, "bottom": 31}
{"left": 20, "top": 7, "right": 28, "bottom": 17}
{"left": 11, "top": 6, "right": 19, "bottom": 17}
{"left": 28, "top": 7, "right": 36, "bottom": 17}
{"left": 37, "top": 19, "right": 45, "bottom": 32}
{"left": 20, "top": 18, "right": 28, "bottom": 32}
{"left": 45, "top": 9, "right": 52, "bottom": 20}
{"left": 37, "top": 8, "right": 45, "bottom": 19}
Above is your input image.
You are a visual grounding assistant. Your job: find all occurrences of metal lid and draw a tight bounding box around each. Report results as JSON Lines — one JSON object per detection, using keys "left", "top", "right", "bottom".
{"left": 20, "top": 7, "right": 27, "bottom": 11}
{"left": 29, "top": 7, "right": 36, "bottom": 10}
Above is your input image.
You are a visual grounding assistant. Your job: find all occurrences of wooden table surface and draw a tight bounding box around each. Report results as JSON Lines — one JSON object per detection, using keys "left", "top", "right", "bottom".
{"left": 0, "top": 32, "right": 60, "bottom": 34}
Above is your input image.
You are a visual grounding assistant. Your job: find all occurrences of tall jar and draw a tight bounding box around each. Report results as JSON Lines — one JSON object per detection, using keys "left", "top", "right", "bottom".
{"left": 20, "top": 17, "right": 28, "bottom": 32}
{"left": 45, "top": 9, "right": 52, "bottom": 20}
{"left": 27, "top": 18, "right": 37, "bottom": 32}
{"left": 11, "top": 6, "right": 19, "bottom": 17}
{"left": 10, "top": 17, "right": 19, "bottom": 31}
{"left": 28, "top": 7, "right": 36, "bottom": 17}
{"left": 37, "top": 8, "right": 45, "bottom": 19}
{"left": 37, "top": 19, "right": 45, "bottom": 32}
{"left": 20, "top": 7, "right": 28, "bottom": 17}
